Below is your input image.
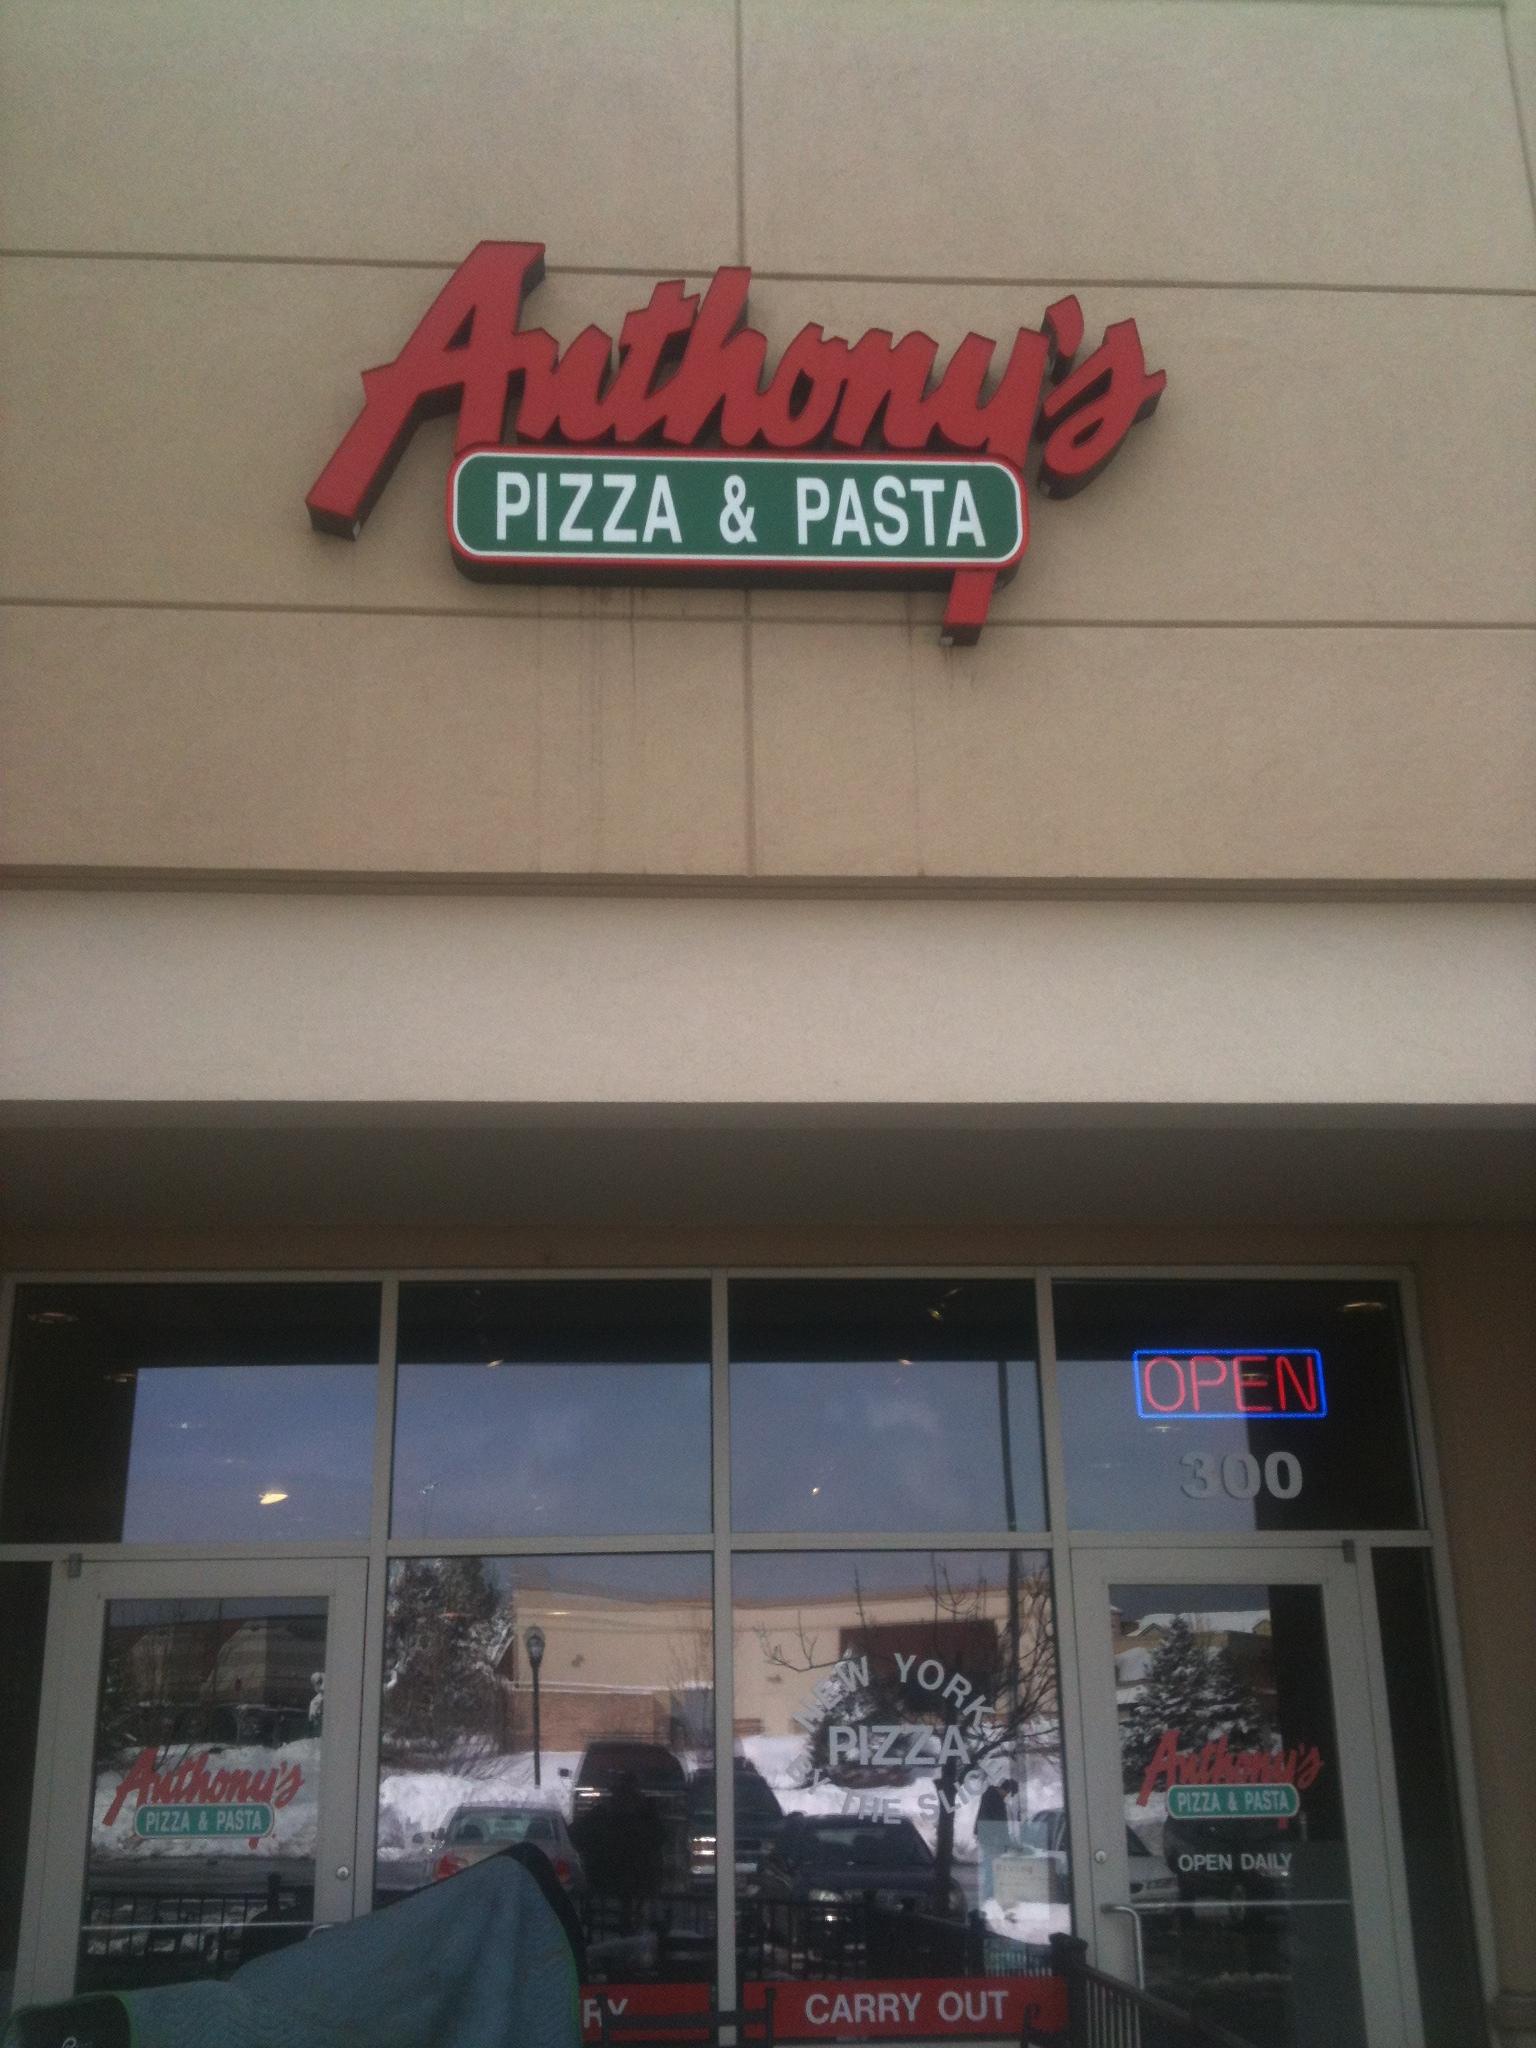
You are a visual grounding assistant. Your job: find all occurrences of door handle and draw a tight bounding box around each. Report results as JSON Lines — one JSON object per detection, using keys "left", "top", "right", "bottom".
{"left": 1100, "top": 1902, "right": 1145, "bottom": 1990}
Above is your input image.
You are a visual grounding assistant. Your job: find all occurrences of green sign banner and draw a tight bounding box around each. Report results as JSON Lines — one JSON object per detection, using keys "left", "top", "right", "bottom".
{"left": 449, "top": 450, "right": 1025, "bottom": 575}
{"left": 134, "top": 1802, "right": 275, "bottom": 1838}
{"left": 1166, "top": 1783, "right": 1300, "bottom": 1821}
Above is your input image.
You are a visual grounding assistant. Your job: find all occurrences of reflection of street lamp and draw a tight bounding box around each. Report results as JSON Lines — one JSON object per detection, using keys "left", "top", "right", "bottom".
{"left": 525, "top": 1627, "right": 546, "bottom": 1787}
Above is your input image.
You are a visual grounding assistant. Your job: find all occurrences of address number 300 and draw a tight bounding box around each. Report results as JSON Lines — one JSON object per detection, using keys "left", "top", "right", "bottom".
{"left": 1180, "top": 1450, "right": 1303, "bottom": 1501}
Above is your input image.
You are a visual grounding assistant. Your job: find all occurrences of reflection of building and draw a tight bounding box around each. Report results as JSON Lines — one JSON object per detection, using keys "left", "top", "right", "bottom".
{"left": 446, "top": 1578, "right": 1052, "bottom": 1756}
{"left": 119, "top": 1615, "right": 322, "bottom": 1714}
{"left": 491, "top": 1585, "right": 712, "bottom": 1757}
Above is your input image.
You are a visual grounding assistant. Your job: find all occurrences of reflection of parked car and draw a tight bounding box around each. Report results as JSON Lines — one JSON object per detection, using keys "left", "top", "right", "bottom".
{"left": 430, "top": 1805, "right": 584, "bottom": 1891}
{"left": 685, "top": 1761, "right": 784, "bottom": 1888}
{"left": 757, "top": 1815, "right": 965, "bottom": 1922}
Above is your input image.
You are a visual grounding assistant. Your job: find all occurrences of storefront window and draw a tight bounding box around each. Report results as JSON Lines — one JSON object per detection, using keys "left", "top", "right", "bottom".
{"left": 732, "top": 1550, "right": 1068, "bottom": 2042}
{"left": 729, "top": 1280, "right": 1044, "bottom": 1533}
{"left": 375, "top": 1553, "right": 714, "bottom": 2005}
{"left": 392, "top": 1282, "right": 712, "bottom": 1538}
{"left": 0, "top": 1270, "right": 1472, "bottom": 2043}
{"left": 0, "top": 1284, "right": 380, "bottom": 1544}
{"left": 1055, "top": 1280, "right": 1421, "bottom": 1532}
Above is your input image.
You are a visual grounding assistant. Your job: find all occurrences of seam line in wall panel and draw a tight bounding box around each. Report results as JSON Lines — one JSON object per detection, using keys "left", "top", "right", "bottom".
{"left": 1504, "top": 2, "right": 1536, "bottom": 221}
{"left": 733, "top": 0, "right": 747, "bottom": 267}
{"left": 0, "top": 248, "right": 1533, "bottom": 298}
{"left": 2, "top": 869, "right": 1533, "bottom": 903}
{"left": 3, "top": 599, "right": 1535, "bottom": 631}
{"left": 743, "top": 605, "right": 757, "bottom": 876}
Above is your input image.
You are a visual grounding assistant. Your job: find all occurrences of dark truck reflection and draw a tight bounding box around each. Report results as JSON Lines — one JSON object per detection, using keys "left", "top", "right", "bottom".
{"left": 571, "top": 1741, "right": 687, "bottom": 1826}
{"left": 569, "top": 1745, "right": 691, "bottom": 1937}
{"left": 685, "top": 1761, "right": 785, "bottom": 1890}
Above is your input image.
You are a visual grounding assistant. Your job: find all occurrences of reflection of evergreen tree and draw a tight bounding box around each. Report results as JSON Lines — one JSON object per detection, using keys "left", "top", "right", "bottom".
{"left": 381, "top": 1558, "right": 507, "bottom": 1765}
{"left": 1121, "top": 1615, "right": 1266, "bottom": 1784}
{"left": 1205, "top": 1646, "right": 1265, "bottom": 1752}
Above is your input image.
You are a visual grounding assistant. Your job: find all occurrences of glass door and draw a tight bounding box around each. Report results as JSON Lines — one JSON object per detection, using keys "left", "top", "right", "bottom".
{"left": 1071, "top": 1547, "right": 1412, "bottom": 2048}
{"left": 25, "top": 1558, "right": 366, "bottom": 2007}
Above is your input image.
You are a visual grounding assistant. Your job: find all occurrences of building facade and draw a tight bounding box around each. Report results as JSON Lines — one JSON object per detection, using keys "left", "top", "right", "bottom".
{"left": 1, "top": 5, "right": 1533, "bottom": 2046}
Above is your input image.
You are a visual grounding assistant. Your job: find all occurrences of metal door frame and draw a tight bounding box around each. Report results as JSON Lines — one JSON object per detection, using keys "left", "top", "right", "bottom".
{"left": 19, "top": 1554, "right": 368, "bottom": 2008}
{"left": 1070, "top": 1543, "right": 1415, "bottom": 2048}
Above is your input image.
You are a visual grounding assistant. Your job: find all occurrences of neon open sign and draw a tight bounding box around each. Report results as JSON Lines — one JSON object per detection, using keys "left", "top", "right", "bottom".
{"left": 1133, "top": 1350, "right": 1327, "bottom": 1420}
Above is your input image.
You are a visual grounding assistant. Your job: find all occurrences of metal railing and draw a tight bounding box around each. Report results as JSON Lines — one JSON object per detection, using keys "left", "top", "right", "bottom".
{"left": 1047, "top": 1933, "right": 1260, "bottom": 2048}
{"left": 737, "top": 1893, "right": 1051, "bottom": 1986}
{"left": 77, "top": 1876, "right": 314, "bottom": 1990}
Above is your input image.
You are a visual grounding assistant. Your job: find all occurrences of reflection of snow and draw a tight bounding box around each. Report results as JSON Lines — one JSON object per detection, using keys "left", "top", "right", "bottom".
{"left": 92, "top": 1740, "right": 320, "bottom": 1862}
{"left": 1124, "top": 1788, "right": 1168, "bottom": 1858}
{"left": 1126, "top": 1613, "right": 1269, "bottom": 1638}
{"left": 375, "top": 1749, "right": 580, "bottom": 1860}
{"left": 982, "top": 1898, "right": 1069, "bottom": 1944}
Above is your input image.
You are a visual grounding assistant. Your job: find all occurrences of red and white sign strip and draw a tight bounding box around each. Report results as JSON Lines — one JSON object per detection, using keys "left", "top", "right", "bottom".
{"left": 746, "top": 1977, "right": 1069, "bottom": 2042}
{"left": 580, "top": 1978, "right": 1068, "bottom": 2044}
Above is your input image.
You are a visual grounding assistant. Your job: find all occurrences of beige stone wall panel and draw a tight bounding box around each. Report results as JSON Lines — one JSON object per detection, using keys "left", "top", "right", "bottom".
{"left": 742, "top": 0, "right": 1536, "bottom": 290}
{"left": 739, "top": 280, "right": 1536, "bottom": 630}
{"left": 748, "top": 621, "right": 1536, "bottom": 883}
{"left": 0, "top": 259, "right": 742, "bottom": 621}
{"left": 0, "top": 609, "right": 749, "bottom": 878}
{"left": 0, "top": 0, "right": 738, "bottom": 268}
{"left": 1506, "top": 0, "right": 1536, "bottom": 209}
{"left": 3, "top": 892, "right": 1532, "bottom": 1106}
{"left": 5, "top": 613, "right": 1531, "bottom": 886}
{"left": 2, "top": 261, "right": 1533, "bottom": 628}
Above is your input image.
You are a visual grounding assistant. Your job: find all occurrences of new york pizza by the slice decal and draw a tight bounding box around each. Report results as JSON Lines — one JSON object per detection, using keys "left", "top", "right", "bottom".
{"left": 307, "top": 241, "right": 1165, "bottom": 644}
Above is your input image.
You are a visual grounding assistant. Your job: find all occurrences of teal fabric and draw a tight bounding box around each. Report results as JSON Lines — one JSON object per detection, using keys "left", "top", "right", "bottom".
{"left": 7, "top": 1859, "right": 580, "bottom": 2048}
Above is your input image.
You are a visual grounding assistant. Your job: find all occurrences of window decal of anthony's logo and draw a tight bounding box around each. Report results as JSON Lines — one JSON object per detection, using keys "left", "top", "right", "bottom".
{"left": 306, "top": 242, "right": 1165, "bottom": 644}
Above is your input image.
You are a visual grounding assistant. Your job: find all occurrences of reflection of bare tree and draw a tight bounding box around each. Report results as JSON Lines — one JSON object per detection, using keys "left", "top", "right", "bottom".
{"left": 664, "top": 1621, "right": 715, "bottom": 1758}
{"left": 757, "top": 1559, "right": 1059, "bottom": 1912}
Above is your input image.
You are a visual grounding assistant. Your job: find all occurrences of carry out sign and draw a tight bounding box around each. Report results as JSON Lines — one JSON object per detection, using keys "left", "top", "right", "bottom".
{"left": 579, "top": 1978, "right": 1069, "bottom": 2044}
{"left": 308, "top": 240, "right": 1164, "bottom": 644}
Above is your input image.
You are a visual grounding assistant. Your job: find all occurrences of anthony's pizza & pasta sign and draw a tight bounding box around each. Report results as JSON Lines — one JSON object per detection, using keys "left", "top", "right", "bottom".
{"left": 307, "top": 241, "right": 1164, "bottom": 644}
{"left": 102, "top": 1745, "right": 305, "bottom": 1848}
